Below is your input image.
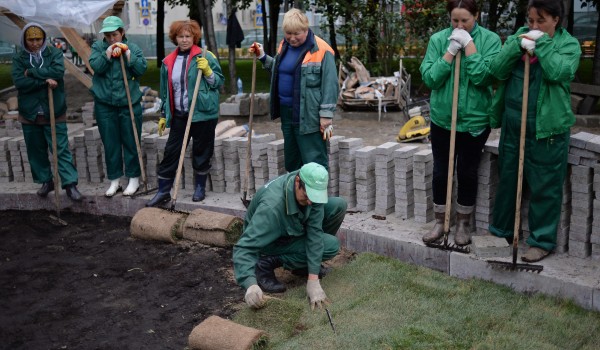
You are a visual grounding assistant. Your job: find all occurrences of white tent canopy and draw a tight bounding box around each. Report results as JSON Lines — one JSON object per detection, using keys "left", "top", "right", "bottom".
{"left": 0, "top": 0, "right": 117, "bottom": 28}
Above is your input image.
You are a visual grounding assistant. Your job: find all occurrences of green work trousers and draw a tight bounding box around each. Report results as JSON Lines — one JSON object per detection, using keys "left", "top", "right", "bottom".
{"left": 489, "top": 60, "right": 569, "bottom": 252}
{"left": 261, "top": 197, "right": 346, "bottom": 270}
{"left": 94, "top": 101, "right": 142, "bottom": 180}
{"left": 280, "top": 105, "right": 328, "bottom": 172}
{"left": 22, "top": 122, "right": 78, "bottom": 187}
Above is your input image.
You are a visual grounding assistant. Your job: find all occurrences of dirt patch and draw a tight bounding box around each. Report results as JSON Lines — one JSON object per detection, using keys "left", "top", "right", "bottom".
{"left": 0, "top": 209, "right": 356, "bottom": 349}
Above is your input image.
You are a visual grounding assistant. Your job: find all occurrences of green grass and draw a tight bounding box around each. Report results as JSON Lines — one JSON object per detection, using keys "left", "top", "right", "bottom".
{"left": 234, "top": 253, "right": 600, "bottom": 349}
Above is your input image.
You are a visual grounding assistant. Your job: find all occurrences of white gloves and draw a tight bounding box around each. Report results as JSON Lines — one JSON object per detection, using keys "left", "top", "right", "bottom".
{"left": 245, "top": 284, "right": 265, "bottom": 309}
{"left": 105, "top": 45, "right": 114, "bottom": 59}
{"left": 249, "top": 42, "right": 265, "bottom": 59}
{"left": 519, "top": 30, "right": 545, "bottom": 56}
{"left": 449, "top": 28, "right": 472, "bottom": 48}
{"left": 306, "top": 279, "right": 329, "bottom": 310}
{"left": 447, "top": 40, "right": 462, "bottom": 56}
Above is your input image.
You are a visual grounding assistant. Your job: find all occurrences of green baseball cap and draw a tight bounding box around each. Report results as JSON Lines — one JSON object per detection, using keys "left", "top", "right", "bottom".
{"left": 299, "top": 162, "right": 329, "bottom": 204}
{"left": 100, "top": 16, "right": 124, "bottom": 33}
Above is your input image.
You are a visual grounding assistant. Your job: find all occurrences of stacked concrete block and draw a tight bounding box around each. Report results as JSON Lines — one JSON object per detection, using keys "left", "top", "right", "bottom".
{"left": 84, "top": 126, "right": 105, "bottom": 183}
{"left": 143, "top": 134, "right": 159, "bottom": 189}
{"left": 183, "top": 142, "right": 193, "bottom": 190}
{"left": 250, "top": 134, "right": 276, "bottom": 190}
{"left": 237, "top": 137, "right": 254, "bottom": 196}
{"left": 327, "top": 136, "right": 345, "bottom": 196}
{"left": 209, "top": 138, "right": 225, "bottom": 193}
{"left": 8, "top": 136, "right": 25, "bottom": 182}
{"left": 0, "top": 137, "right": 13, "bottom": 183}
{"left": 556, "top": 174, "right": 572, "bottom": 253}
{"left": 156, "top": 135, "right": 168, "bottom": 164}
{"left": 413, "top": 148, "right": 434, "bottom": 223}
{"left": 73, "top": 134, "right": 89, "bottom": 182}
{"left": 475, "top": 149, "right": 498, "bottom": 235}
{"left": 592, "top": 164, "right": 600, "bottom": 260}
{"left": 354, "top": 146, "right": 376, "bottom": 212}
{"left": 338, "top": 138, "right": 363, "bottom": 208}
{"left": 568, "top": 165, "right": 593, "bottom": 258}
{"left": 223, "top": 137, "right": 241, "bottom": 194}
{"left": 267, "top": 139, "right": 285, "bottom": 181}
{"left": 394, "top": 145, "right": 419, "bottom": 219}
{"left": 18, "top": 138, "right": 33, "bottom": 182}
{"left": 81, "top": 102, "right": 95, "bottom": 127}
{"left": 374, "top": 142, "right": 401, "bottom": 216}
{"left": 568, "top": 131, "right": 600, "bottom": 166}
{"left": 219, "top": 93, "right": 270, "bottom": 116}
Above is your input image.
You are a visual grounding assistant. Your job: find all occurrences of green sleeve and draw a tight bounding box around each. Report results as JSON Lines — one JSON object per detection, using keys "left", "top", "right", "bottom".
{"left": 305, "top": 204, "right": 325, "bottom": 275}
{"left": 126, "top": 43, "right": 147, "bottom": 78}
{"left": 159, "top": 64, "right": 171, "bottom": 126}
{"left": 465, "top": 32, "right": 501, "bottom": 87}
{"left": 11, "top": 55, "right": 45, "bottom": 93}
{"left": 28, "top": 47, "right": 64, "bottom": 81}
{"left": 88, "top": 41, "right": 111, "bottom": 74}
{"left": 535, "top": 35, "right": 581, "bottom": 83}
{"left": 489, "top": 28, "right": 528, "bottom": 81}
{"left": 205, "top": 51, "right": 225, "bottom": 90}
{"left": 319, "top": 51, "right": 338, "bottom": 118}
{"left": 420, "top": 32, "right": 453, "bottom": 91}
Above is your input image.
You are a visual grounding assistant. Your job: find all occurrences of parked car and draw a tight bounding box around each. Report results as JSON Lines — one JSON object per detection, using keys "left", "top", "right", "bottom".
{"left": 573, "top": 11, "right": 598, "bottom": 42}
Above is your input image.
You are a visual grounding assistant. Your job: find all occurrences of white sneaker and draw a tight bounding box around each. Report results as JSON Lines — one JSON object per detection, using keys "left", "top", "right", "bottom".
{"left": 105, "top": 179, "right": 122, "bottom": 197}
{"left": 123, "top": 177, "right": 140, "bottom": 196}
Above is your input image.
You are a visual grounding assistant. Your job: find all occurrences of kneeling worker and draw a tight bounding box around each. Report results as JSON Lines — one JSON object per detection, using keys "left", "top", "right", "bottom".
{"left": 233, "top": 162, "right": 347, "bottom": 309}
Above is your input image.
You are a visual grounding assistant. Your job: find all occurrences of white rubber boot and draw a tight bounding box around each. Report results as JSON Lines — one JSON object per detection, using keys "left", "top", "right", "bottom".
{"left": 105, "top": 179, "right": 121, "bottom": 197}
{"left": 123, "top": 177, "right": 140, "bottom": 196}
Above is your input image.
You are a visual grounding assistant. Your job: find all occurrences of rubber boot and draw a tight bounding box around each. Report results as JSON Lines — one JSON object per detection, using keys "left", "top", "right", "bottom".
{"left": 65, "top": 184, "right": 83, "bottom": 202}
{"left": 291, "top": 264, "right": 331, "bottom": 279}
{"left": 255, "top": 256, "right": 286, "bottom": 293}
{"left": 37, "top": 181, "right": 54, "bottom": 197}
{"left": 192, "top": 173, "right": 207, "bottom": 202}
{"left": 422, "top": 204, "right": 445, "bottom": 243}
{"left": 123, "top": 177, "right": 139, "bottom": 196}
{"left": 105, "top": 179, "right": 121, "bottom": 197}
{"left": 454, "top": 204, "right": 473, "bottom": 246}
{"left": 146, "top": 178, "right": 173, "bottom": 207}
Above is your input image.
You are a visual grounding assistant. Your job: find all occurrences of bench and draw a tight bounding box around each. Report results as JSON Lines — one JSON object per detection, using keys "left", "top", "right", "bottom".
{"left": 571, "top": 82, "right": 600, "bottom": 115}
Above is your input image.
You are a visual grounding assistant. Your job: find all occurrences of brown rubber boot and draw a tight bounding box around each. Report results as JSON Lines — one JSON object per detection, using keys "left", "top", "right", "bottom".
{"left": 454, "top": 204, "right": 473, "bottom": 246}
{"left": 422, "top": 204, "right": 445, "bottom": 243}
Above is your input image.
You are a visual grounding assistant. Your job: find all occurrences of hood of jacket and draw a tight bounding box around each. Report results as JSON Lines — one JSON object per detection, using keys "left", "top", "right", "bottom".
{"left": 20, "top": 22, "right": 48, "bottom": 65}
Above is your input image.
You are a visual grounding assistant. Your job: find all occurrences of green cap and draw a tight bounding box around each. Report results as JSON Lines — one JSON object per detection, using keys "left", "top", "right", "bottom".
{"left": 100, "top": 16, "right": 124, "bottom": 33}
{"left": 299, "top": 162, "right": 328, "bottom": 204}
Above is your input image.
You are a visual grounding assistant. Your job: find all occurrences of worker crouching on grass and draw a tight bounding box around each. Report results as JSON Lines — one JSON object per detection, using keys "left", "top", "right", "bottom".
{"left": 89, "top": 16, "right": 147, "bottom": 198}
{"left": 233, "top": 163, "right": 347, "bottom": 309}
{"left": 11, "top": 23, "right": 83, "bottom": 201}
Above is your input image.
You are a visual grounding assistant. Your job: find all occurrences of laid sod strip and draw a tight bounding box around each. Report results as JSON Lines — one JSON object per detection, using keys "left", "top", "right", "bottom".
{"left": 234, "top": 253, "right": 600, "bottom": 350}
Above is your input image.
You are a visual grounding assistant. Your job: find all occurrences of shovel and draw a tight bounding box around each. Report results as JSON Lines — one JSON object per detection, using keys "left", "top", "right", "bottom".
{"left": 241, "top": 54, "right": 257, "bottom": 208}
{"left": 488, "top": 54, "right": 543, "bottom": 273}
{"left": 170, "top": 49, "right": 204, "bottom": 211}
{"left": 47, "top": 86, "right": 67, "bottom": 226}
{"left": 424, "top": 51, "right": 469, "bottom": 254}
{"left": 119, "top": 54, "right": 148, "bottom": 192}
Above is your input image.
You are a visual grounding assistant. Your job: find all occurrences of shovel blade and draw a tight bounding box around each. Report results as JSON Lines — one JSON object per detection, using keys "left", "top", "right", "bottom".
{"left": 48, "top": 214, "right": 68, "bottom": 226}
{"left": 487, "top": 260, "right": 543, "bottom": 273}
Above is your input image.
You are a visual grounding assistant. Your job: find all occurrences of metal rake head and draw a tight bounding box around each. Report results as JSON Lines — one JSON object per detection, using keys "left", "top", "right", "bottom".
{"left": 425, "top": 237, "right": 470, "bottom": 254}
{"left": 487, "top": 260, "right": 543, "bottom": 273}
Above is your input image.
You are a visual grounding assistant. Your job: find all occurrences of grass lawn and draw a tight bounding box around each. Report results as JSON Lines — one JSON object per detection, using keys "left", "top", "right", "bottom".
{"left": 234, "top": 253, "right": 600, "bottom": 349}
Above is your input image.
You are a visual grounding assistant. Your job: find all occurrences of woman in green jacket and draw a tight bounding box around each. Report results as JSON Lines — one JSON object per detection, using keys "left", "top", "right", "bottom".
{"left": 146, "top": 20, "right": 224, "bottom": 207}
{"left": 89, "top": 16, "right": 147, "bottom": 198}
{"left": 488, "top": 0, "right": 581, "bottom": 262}
{"left": 11, "top": 23, "right": 82, "bottom": 201}
{"left": 420, "top": 0, "right": 501, "bottom": 246}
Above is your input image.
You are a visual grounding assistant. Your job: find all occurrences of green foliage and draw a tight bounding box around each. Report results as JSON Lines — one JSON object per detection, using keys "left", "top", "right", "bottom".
{"left": 234, "top": 253, "right": 600, "bottom": 349}
{"left": 0, "top": 64, "right": 12, "bottom": 90}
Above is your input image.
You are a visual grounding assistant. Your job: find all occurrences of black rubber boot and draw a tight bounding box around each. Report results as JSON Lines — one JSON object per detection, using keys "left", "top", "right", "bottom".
{"left": 65, "top": 184, "right": 83, "bottom": 202}
{"left": 192, "top": 173, "right": 207, "bottom": 202}
{"left": 146, "top": 178, "right": 173, "bottom": 207}
{"left": 291, "top": 265, "right": 331, "bottom": 279}
{"left": 255, "top": 256, "right": 286, "bottom": 293}
{"left": 37, "top": 181, "right": 54, "bottom": 197}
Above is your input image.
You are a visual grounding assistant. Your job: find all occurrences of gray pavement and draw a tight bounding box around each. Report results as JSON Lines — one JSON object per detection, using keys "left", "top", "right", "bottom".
{"left": 1, "top": 181, "right": 599, "bottom": 312}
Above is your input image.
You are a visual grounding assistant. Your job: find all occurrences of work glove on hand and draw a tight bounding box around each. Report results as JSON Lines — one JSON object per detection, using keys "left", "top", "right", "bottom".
{"left": 307, "top": 279, "right": 329, "bottom": 310}
{"left": 249, "top": 42, "right": 265, "bottom": 59}
{"left": 449, "top": 28, "right": 472, "bottom": 48}
{"left": 105, "top": 45, "right": 114, "bottom": 59}
{"left": 158, "top": 117, "right": 166, "bottom": 136}
{"left": 322, "top": 125, "right": 333, "bottom": 141}
{"left": 196, "top": 57, "right": 213, "bottom": 77}
{"left": 521, "top": 29, "right": 545, "bottom": 41}
{"left": 520, "top": 38, "right": 536, "bottom": 56}
{"left": 110, "top": 42, "right": 128, "bottom": 58}
{"left": 519, "top": 30, "right": 545, "bottom": 56}
{"left": 447, "top": 39, "right": 462, "bottom": 56}
{"left": 245, "top": 284, "right": 265, "bottom": 309}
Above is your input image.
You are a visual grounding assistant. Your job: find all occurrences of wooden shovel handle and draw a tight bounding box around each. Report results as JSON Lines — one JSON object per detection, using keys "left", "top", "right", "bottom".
{"left": 443, "top": 51, "right": 461, "bottom": 233}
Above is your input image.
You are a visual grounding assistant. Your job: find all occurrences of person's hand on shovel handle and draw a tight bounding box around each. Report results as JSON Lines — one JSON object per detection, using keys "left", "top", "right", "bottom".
{"left": 46, "top": 78, "right": 58, "bottom": 89}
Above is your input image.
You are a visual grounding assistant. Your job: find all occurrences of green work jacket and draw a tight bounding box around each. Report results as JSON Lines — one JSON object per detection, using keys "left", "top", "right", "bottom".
{"left": 159, "top": 45, "right": 224, "bottom": 127}
{"left": 233, "top": 171, "right": 326, "bottom": 290}
{"left": 420, "top": 24, "right": 501, "bottom": 132}
{"left": 89, "top": 38, "right": 147, "bottom": 107}
{"left": 263, "top": 32, "right": 338, "bottom": 135}
{"left": 489, "top": 27, "right": 581, "bottom": 139}
{"left": 12, "top": 45, "right": 67, "bottom": 121}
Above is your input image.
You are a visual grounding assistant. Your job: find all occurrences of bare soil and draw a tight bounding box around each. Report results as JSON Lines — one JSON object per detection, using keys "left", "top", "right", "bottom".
{"left": 0, "top": 209, "right": 355, "bottom": 349}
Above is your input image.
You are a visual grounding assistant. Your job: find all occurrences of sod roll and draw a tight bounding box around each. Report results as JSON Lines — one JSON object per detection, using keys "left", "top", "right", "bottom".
{"left": 130, "top": 207, "right": 186, "bottom": 243}
{"left": 188, "top": 315, "right": 267, "bottom": 350}
{"left": 182, "top": 209, "right": 243, "bottom": 247}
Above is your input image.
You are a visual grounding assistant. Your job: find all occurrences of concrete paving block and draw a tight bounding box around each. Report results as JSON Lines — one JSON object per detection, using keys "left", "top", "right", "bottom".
{"left": 568, "top": 153, "right": 581, "bottom": 165}
{"left": 570, "top": 147, "right": 600, "bottom": 160}
{"left": 568, "top": 240, "right": 591, "bottom": 258}
{"left": 484, "top": 139, "right": 499, "bottom": 154}
{"left": 471, "top": 235, "right": 510, "bottom": 258}
{"left": 375, "top": 142, "right": 400, "bottom": 156}
{"left": 571, "top": 132, "right": 597, "bottom": 149}
{"left": 413, "top": 149, "right": 433, "bottom": 162}
{"left": 339, "top": 138, "right": 363, "bottom": 149}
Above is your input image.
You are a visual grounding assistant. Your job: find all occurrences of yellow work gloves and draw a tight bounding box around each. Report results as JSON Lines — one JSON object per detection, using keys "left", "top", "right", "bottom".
{"left": 158, "top": 117, "right": 166, "bottom": 136}
{"left": 196, "top": 57, "right": 213, "bottom": 77}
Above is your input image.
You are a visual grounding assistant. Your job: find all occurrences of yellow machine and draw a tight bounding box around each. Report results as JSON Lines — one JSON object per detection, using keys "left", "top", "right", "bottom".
{"left": 396, "top": 115, "right": 430, "bottom": 142}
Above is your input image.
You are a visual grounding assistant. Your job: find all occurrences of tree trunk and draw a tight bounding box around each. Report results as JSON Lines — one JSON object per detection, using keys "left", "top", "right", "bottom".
{"left": 326, "top": 4, "right": 340, "bottom": 60}
{"left": 563, "top": 0, "right": 573, "bottom": 32}
{"left": 157, "top": 0, "right": 165, "bottom": 68}
{"left": 202, "top": 0, "right": 219, "bottom": 58}
{"left": 513, "top": 0, "right": 528, "bottom": 30}
{"left": 594, "top": 14, "right": 600, "bottom": 85}
{"left": 261, "top": 0, "right": 270, "bottom": 55}
{"left": 268, "top": 0, "right": 281, "bottom": 56}
{"left": 366, "top": 0, "right": 378, "bottom": 64}
{"left": 487, "top": 0, "right": 500, "bottom": 32}
{"left": 226, "top": 0, "right": 237, "bottom": 94}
